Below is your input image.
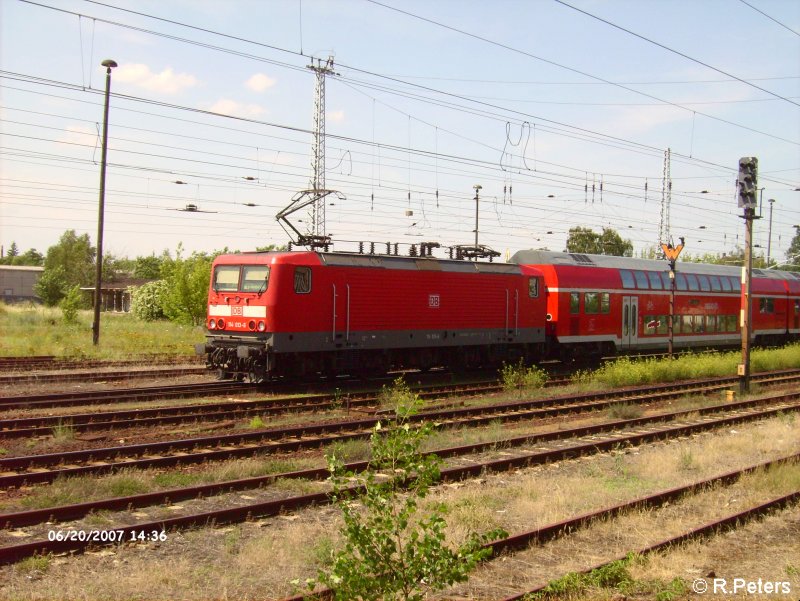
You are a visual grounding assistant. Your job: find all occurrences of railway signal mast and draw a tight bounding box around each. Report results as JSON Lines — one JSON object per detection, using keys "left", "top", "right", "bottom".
{"left": 276, "top": 56, "right": 344, "bottom": 249}
{"left": 737, "top": 156, "right": 759, "bottom": 394}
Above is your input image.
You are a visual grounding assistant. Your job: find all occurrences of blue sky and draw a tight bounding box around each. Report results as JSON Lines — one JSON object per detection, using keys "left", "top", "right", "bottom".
{"left": 1, "top": 0, "right": 798, "bottom": 263}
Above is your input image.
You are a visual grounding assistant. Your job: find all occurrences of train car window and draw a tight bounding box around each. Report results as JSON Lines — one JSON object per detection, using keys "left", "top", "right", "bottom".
{"left": 647, "top": 272, "right": 663, "bottom": 290}
{"left": 600, "top": 292, "right": 610, "bottom": 314}
{"left": 644, "top": 315, "right": 657, "bottom": 335}
{"left": 660, "top": 272, "right": 672, "bottom": 289}
{"left": 213, "top": 265, "right": 240, "bottom": 292}
{"left": 729, "top": 276, "right": 740, "bottom": 291}
{"left": 570, "top": 292, "right": 580, "bottom": 314}
{"left": 657, "top": 315, "right": 668, "bottom": 335}
{"left": 706, "top": 315, "right": 717, "bottom": 333}
{"left": 623, "top": 305, "right": 629, "bottom": 336}
{"left": 634, "top": 270, "right": 649, "bottom": 289}
{"left": 720, "top": 277, "right": 732, "bottom": 292}
{"left": 681, "top": 315, "right": 694, "bottom": 333}
{"left": 698, "top": 275, "right": 711, "bottom": 292}
{"left": 686, "top": 274, "right": 700, "bottom": 291}
{"left": 759, "top": 298, "right": 775, "bottom": 314}
{"left": 528, "top": 277, "right": 540, "bottom": 298}
{"left": 620, "top": 270, "right": 635, "bottom": 289}
{"left": 709, "top": 276, "right": 722, "bottom": 292}
{"left": 675, "top": 273, "right": 688, "bottom": 291}
{"left": 294, "top": 267, "right": 312, "bottom": 294}
{"left": 584, "top": 292, "right": 599, "bottom": 314}
{"left": 241, "top": 265, "right": 270, "bottom": 293}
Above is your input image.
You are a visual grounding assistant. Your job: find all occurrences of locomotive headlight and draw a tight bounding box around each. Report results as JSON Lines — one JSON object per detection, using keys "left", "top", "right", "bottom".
{"left": 257, "top": 321, "right": 266, "bottom": 332}
{"left": 216, "top": 318, "right": 225, "bottom": 330}
{"left": 248, "top": 320, "right": 256, "bottom": 331}
{"left": 209, "top": 319, "right": 217, "bottom": 330}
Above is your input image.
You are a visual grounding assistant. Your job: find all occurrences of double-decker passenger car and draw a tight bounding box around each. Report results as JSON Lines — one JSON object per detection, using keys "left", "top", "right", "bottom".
{"left": 511, "top": 250, "right": 800, "bottom": 359}
{"left": 198, "top": 251, "right": 547, "bottom": 381}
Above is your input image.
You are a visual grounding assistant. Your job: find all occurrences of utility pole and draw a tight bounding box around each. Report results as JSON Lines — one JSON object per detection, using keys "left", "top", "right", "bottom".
{"left": 92, "top": 59, "right": 117, "bottom": 346}
{"left": 473, "top": 184, "right": 482, "bottom": 258}
{"left": 737, "top": 157, "right": 759, "bottom": 394}
{"left": 766, "top": 198, "right": 775, "bottom": 266}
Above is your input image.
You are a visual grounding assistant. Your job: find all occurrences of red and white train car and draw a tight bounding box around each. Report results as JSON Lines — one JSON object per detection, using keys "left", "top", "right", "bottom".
{"left": 511, "top": 250, "right": 800, "bottom": 359}
{"left": 198, "top": 251, "right": 547, "bottom": 380}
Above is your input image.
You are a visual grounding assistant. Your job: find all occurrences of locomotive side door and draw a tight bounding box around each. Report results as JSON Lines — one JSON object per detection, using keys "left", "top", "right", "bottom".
{"left": 621, "top": 296, "right": 639, "bottom": 349}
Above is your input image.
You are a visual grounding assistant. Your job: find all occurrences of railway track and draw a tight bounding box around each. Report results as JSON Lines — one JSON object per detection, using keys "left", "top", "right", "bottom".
{"left": 0, "top": 355, "right": 201, "bottom": 372}
{"left": 0, "top": 381, "right": 257, "bottom": 412}
{"left": 1, "top": 368, "right": 798, "bottom": 442}
{"left": 1, "top": 395, "right": 798, "bottom": 565}
{"left": 2, "top": 372, "right": 796, "bottom": 487}
{"left": 0, "top": 365, "right": 209, "bottom": 385}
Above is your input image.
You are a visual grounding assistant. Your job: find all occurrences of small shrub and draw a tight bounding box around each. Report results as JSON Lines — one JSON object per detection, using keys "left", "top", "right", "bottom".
{"left": 16, "top": 553, "right": 51, "bottom": 574}
{"left": 248, "top": 416, "right": 266, "bottom": 429}
{"left": 500, "top": 360, "right": 548, "bottom": 395}
{"left": 59, "top": 285, "right": 85, "bottom": 324}
{"left": 51, "top": 420, "right": 74, "bottom": 441}
{"left": 607, "top": 402, "right": 643, "bottom": 420}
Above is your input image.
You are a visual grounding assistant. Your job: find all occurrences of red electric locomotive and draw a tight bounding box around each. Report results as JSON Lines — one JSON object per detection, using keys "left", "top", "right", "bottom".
{"left": 511, "top": 250, "right": 800, "bottom": 359}
{"left": 198, "top": 251, "right": 547, "bottom": 381}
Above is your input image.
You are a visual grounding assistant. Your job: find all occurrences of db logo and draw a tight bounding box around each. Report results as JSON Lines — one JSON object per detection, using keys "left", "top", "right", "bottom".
{"left": 429, "top": 294, "right": 440, "bottom": 308}
{"left": 232, "top": 306, "right": 243, "bottom": 316}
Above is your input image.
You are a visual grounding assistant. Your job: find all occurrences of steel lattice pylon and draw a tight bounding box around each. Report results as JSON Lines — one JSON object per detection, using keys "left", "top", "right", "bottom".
{"left": 309, "top": 56, "right": 336, "bottom": 238}
{"left": 659, "top": 148, "right": 672, "bottom": 249}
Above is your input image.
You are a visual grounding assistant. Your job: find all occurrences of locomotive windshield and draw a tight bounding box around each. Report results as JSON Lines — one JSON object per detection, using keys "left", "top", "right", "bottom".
{"left": 212, "top": 264, "right": 271, "bottom": 293}
{"left": 213, "top": 265, "right": 240, "bottom": 291}
{"left": 242, "top": 265, "right": 270, "bottom": 293}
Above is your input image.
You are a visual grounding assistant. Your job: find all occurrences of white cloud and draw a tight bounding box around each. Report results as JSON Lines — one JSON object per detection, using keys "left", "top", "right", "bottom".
{"left": 327, "top": 110, "right": 345, "bottom": 123}
{"left": 209, "top": 99, "right": 266, "bottom": 118}
{"left": 113, "top": 63, "right": 198, "bottom": 95}
{"left": 245, "top": 73, "right": 276, "bottom": 92}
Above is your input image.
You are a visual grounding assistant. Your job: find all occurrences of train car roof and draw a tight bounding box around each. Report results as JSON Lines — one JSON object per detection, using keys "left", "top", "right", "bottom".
{"left": 215, "top": 250, "right": 529, "bottom": 275}
{"left": 510, "top": 250, "right": 800, "bottom": 282}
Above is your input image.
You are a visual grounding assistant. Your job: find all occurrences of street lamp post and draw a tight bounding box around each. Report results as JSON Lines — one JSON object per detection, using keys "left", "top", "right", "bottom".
{"left": 92, "top": 59, "right": 117, "bottom": 346}
{"left": 473, "top": 184, "right": 482, "bottom": 260}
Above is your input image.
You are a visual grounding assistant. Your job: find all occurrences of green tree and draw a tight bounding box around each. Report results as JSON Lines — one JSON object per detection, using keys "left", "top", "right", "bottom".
{"left": 566, "top": 227, "right": 633, "bottom": 257}
{"left": 160, "top": 246, "right": 212, "bottom": 325}
{"left": 313, "top": 379, "right": 505, "bottom": 601}
{"left": 132, "top": 254, "right": 165, "bottom": 279}
{"left": 786, "top": 228, "right": 800, "bottom": 271}
{"left": 43, "top": 230, "right": 95, "bottom": 289}
{"left": 13, "top": 248, "right": 44, "bottom": 266}
{"left": 34, "top": 265, "right": 68, "bottom": 306}
{"left": 6, "top": 242, "right": 19, "bottom": 258}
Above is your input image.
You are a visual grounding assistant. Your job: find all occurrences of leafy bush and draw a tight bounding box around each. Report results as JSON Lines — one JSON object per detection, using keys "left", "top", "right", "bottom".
{"left": 500, "top": 360, "right": 548, "bottom": 395}
{"left": 34, "top": 265, "right": 68, "bottom": 306}
{"left": 130, "top": 280, "right": 167, "bottom": 321}
{"left": 311, "top": 377, "right": 505, "bottom": 601}
{"left": 59, "top": 285, "right": 85, "bottom": 324}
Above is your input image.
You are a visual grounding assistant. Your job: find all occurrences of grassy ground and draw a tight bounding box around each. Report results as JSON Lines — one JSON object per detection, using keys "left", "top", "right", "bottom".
{"left": 0, "top": 302, "right": 203, "bottom": 359}
{"left": 575, "top": 344, "right": 800, "bottom": 388}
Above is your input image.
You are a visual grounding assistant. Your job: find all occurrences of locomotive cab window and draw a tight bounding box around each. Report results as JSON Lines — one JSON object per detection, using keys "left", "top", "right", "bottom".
{"left": 294, "top": 267, "right": 312, "bottom": 294}
{"left": 241, "top": 265, "right": 270, "bottom": 293}
{"left": 213, "top": 265, "right": 240, "bottom": 292}
{"left": 528, "top": 277, "right": 540, "bottom": 298}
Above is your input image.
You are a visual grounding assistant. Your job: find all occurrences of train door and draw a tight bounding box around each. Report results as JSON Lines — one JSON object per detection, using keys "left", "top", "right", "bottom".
{"left": 622, "top": 296, "right": 639, "bottom": 349}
